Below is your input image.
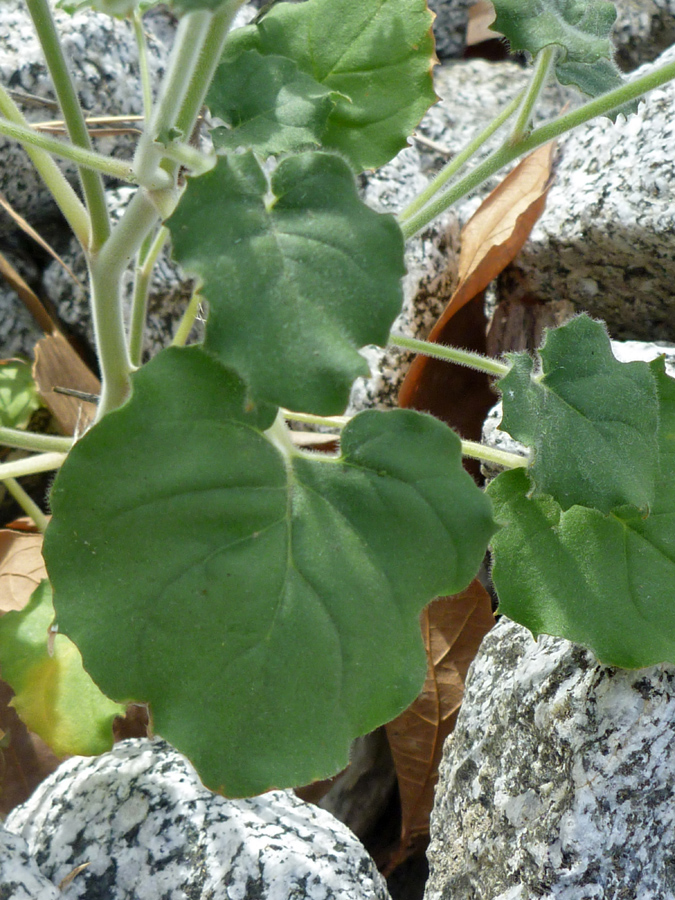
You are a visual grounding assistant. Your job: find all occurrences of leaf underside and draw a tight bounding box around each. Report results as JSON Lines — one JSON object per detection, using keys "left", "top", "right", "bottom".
{"left": 489, "top": 357, "right": 675, "bottom": 669}
{"left": 43, "top": 346, "right": 495, "bottom": 796}
{"left": 166, "top": 150, "right": 406, "bottom": 416}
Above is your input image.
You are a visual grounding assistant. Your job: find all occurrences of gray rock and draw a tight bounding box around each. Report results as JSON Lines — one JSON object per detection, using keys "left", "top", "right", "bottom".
{"left": 427, "top": 0, "right": 472, "bottom": 60}
{"left": 5, "top": 737, "right": 390, "bottom": 900}
{"left": 0, "top": 826, "right": 61, "bottom": 899}
{"left": 614, "top": 0, "right": 675, "bottom": 70}
{"left": 425, "top": 616, "right": 675, "bottom": 900}
{"left": 498, "top": 42, "right": 675, "bottom": 342}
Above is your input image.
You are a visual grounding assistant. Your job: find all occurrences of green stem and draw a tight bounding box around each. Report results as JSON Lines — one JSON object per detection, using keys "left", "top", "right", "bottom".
{"left": 0, "top": 452, "right": 67, "bottom": 480}
{"left": 401, "top": 54, "right": 675, "bottom": 239}
{"left": 133, "top": 10, "right": 153, "bottom": 123}
{"left": 265, "top": 409, "right": 302, "bottom": 460}
{"left": 128, "top": 225, "right": 170, "bottom": 366}
{"left": 171, "top": 290, "right": 203, "bottom": 348}
{"left": 0, "top": 118, "right": 143, "bottom": 182}
{"left": 398, "top": 89, "right": 524, "bottom": 224}
{"left": 509, "top": 46, "right": 557, "bottom": 144}
{"left": 460, "top": 439, "right": 528, "bottom": 470}
{"left": 89, "top": 190, "right": 160, "bottom": 418}
{"left": 133, "top": 10, "right": 212, "bottom": 188}
{"left": 158, "top": 142, "right": 216, "bottom": 175}
{"left": 3, "top": 477, "right": 49, "bottom": 532}
{"left": 389, "top": 332, "right": 510, "bottom": 377}
{"left": 282, "top": 410, "right": 350, "bottom": 429}
{"left": 0, "top": 84, "right": 89, "bottom": 245}
{"left": 25, "top": 0, "right": 110, "bottom": 250}
{"left": 0, "top": 427, "right": 73, "bottom": 453}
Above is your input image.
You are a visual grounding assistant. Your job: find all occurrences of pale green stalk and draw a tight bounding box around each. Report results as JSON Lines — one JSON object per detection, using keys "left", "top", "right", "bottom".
{"left": 129, "top": 225, "right": 170, "bottom": 366}
{"left": 0, "top": 84, "right": 89, "bottom": 244}
{"left": 133, "top": 10, "right": 153, "bottom": 123}
{"left": 159, "top": 142, "right": 216, "bottom": 175}
{"left": 0, "top": 427, "right": 73, "bottom": 453}
{"left": 25, "top": 0, "right": 110, "bottom": 249}
{"left": 460, "top": 440, "right": 528, "bottom": 470}
{"left": 282, "top": 410, "right": 350, "bottom": 429}
{"left": 171, "top": 290, "right": 203, "bottom": 348}
{"left": 401, "top": 55, "right": 675, "bottom": 239}
{"left": 398, "top": 89, "right": 524, "bottom": 224}
{"left": 509, "top": 46, "right": 557, "bottom": 143}
{"left": 0, "top": 453, "right": 66, "bottom": 480}
{"left": 3, "top": 477, "right": 49, "bottom": 532}
{"left": 389, "top": 332, "right": 510, "bottom": 377}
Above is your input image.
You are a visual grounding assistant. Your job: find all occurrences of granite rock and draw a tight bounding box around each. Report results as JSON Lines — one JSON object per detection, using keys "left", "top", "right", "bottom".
{"left": 0, "top": 826, "right": 61, "bottom": 900}
{"left": 5, "top": 737, "right": 391, "bottom": 900}
{"left": 613, "top": 0, "right": 675, "bottom": 70}
{"left": 498, "top": 42, "right": 675, "bottom": 342}
{"left": 425, "top": 617, "right": 675, "bottom": 900}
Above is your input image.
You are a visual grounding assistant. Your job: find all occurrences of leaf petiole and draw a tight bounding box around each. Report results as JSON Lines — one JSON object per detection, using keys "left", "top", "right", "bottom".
{"left": 389, "top": 332, "right": 510, "bottom": 377}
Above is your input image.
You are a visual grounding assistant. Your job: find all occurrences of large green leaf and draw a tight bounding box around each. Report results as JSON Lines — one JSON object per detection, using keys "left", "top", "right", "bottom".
{"left": 43, "top": 346, "right": 495, "bottom": 796}
{"left": 491, "top": 0, "right": 632, "bottom": 106}
{"left": 207, "top": 51, "right": 339, "bottom": 157}
{"left": 0, "top": 581, "right": 124, "bottom": 756}
{"left": 166, "top": 150, "right": 406, "bottom": 416}
{"left": 0, "top": 359, "right": 41, "bottom": 429}
{"left": 498, "top": 315, "right": 659, "bottom": 514}
{"left": 221, "top": 0, "right": 437, "bottom": 172}
{"left": 488, "top": 357, "right": 675, "bottom": 669}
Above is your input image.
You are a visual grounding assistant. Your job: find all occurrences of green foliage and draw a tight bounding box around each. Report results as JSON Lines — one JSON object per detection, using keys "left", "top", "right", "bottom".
{"left": 0, "top": 581, "right": 124, "bottom": 755}
{"left": 166, "top": 150, "right": 406, "bottom": 415}
{"left": 220, "top": 0, "right": 437, "bottom": 172}
{"left": 0, "top": 360, "right": 41, "bottom": 429}
{"left": 497, "top": 315, "right": 659, "bottom": 514}
{"left": 43, "top": 347, "right": 495, "bottom": 795}
{"left": 488, "top": 357, "right": 675, "bottom": 667}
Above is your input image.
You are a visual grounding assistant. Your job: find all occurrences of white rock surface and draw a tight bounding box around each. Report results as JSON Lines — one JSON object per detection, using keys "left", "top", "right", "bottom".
{"left": 5, "top": 738, "right": 390, "bottom": 900}
{"left": 425, "top": 617, "right": 675, "bottom": 900}
{"left": 0, "top": 827, "right": 61, "bottom": 899}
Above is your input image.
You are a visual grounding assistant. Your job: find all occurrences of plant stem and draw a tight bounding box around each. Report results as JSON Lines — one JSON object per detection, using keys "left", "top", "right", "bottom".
{"left": 89, "top": 190, "right": 160, "bottom": 418}
{"left": 133, "top": 10, "right": 153, "bottom": 124}
{"left": 171, "top": 290, "right": 203, "bottom": 348}
{"left": 159, "top": 142, "right": 216, "bottom": 175}
{"left": 25, "top": 0, "right": 110, "bottom": 250}
{"left": 133, "top": 10, "right": 212, "bottom": 188}
{"left": 0, "top": 427, "right": 73, "bottom": 453}
{"left": 0, "top": 452, "right": 67, "bottom": 480}
{"left": 401, "top": 54, "right": 675, "bottom": 239}
{"left": 389, "top": 332, "right": 510, "bottom": 377}
{"left": 0, "top": 84, "right": 89, "bottom": 245}
{"left": 128, "top": 225, "right": 169, "bottom": 366}
{"left": 282, "top": 410, "right": 350, "bottom": 429}
{"left": 509, "top": 46, "right": 557, "bottom": 144}
{"left": 460, "top": 439, "right": 528, "bottom": 470}
{"left": 398, "top": 89, "right": 524, "bottom": 224}
{"left": 3, "top": 477, "right": 49, "bottom": 532}
{"left": 0, "top": 119, "right": 142, "bottom": 181}
{"left": 265, "top": 409, "right": 302, "bottom": 460}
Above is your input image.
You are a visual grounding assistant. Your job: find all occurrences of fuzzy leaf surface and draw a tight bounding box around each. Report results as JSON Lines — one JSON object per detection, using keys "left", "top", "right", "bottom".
{"left": 491, "top": 0, "right": 632, "bottom": 105}
{"left": 0, "top": 360, "right": 40, "bottom": 429}
{"left": 43, "top": 347, "right": 495, "bottom": 796}
{"left": 166, "top": 151, "right": 405, "bottom": 415}
{"left": 207, "top": 51, "right": 338, "bottom": 156}
{"left": 221, "top": 0, "right": 436, "bottom": 172}
{"left": 498, "top": 315, "right": 659, "bottom": 514}
{"left": 489, "top": 358, "right": 675, "bottom": 669}
{"left": 0, "top": 581, "right": 124, "bottom": 756}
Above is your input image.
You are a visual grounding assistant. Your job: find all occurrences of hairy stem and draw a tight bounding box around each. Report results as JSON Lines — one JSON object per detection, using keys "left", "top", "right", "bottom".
{"left": 389, "top": 332, "right": 510, "bottom": 377}
{"left": 0, "top": 453, "right": 67, "bottom": 480}
{"left": 133, "top": 10, "right": 153, "bottom": 123}
{"left": 171, "top": 290, "right": 202, "bottom": 348}
{"left": 460, "top": 440, "right": 528, "bottom": 470}
{"left": 128, "top": 225, "right": 170, "bottom": 366}
{"left": 509, "top": 46, "right": 557, "bottom": 144}
{"left": 0, "top": 427, "right": 73, "bottom": 453}
{"left": 25, "top": 0, "right": 110, "bottom": 249}
{"left": 3, "top": 477, "right": 49, "bottom": 532}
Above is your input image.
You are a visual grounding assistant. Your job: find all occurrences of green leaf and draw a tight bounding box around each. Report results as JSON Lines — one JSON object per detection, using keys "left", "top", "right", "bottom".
{"left": 43, "top": 346, "right": 495, "bottom": 796}
{"left": 488, "top": 357, "right": 675, "bottom": 669}
{"left": 498, "top": 315, "right": 659, "bottom": 514}
{"left": 0, "top": 581, "right": 124, "bottom": 756}
{"left": 221, "top": 0, "right": 437, "bottom": 173}
{"left": 491, "top": 0, "right": 634, "bottom": 110}
{"left": 0, "top": 359, "right": 41, "bottom": 429}
{"left": 166, "top": 150, "right": 406, "bottom": 416}
{"left": 207, "top": 51, "right": 339, "bottom": 156}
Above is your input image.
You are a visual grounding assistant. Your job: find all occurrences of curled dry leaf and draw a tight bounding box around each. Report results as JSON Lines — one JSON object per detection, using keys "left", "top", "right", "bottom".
{"left": 385, "top": 579, "right": 494, "bottom": 869}
{"left": 0, "top": 523, "right": 47, "bottom": 615}
{"left": 33, "top": 332, "right": 100, "bottom": 436}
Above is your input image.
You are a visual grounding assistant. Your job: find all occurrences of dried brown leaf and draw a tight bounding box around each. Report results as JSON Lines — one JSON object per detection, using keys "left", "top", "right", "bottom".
{"left": 467, "top": 1, "right": 497, "bottom": 46}
{"left": 0, "top": 250, "right": 56, "bottom": 335}
{"left": 33, "top": 332, "right": 99, "bottom": 435}
{"left": 385, "top": 579, "right": 494, "bottom": 867}
{"left": 0, "top": 526, "right": 46, "bottom": 614}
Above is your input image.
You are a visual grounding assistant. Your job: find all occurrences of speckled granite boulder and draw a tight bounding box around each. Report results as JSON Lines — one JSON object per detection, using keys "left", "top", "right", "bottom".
{"left": 613, "top": 0, "right": 675, "bottom": 70}
{"left": 498, "top": 42, "right": 675, "bottom": 342}
{"left": 425, "top": 617, "right": 675, "bottom": 900}
{"left": 4, "top": 738, "right": 390, "bottom": 900}
{"left": 0, "top": 827, "right": 61, "bottom": 900}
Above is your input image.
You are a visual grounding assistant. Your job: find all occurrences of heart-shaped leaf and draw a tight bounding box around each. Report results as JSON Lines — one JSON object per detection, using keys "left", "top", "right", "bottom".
{"left": 488, "top": 357, "right": 675, "bottom": 669}
{"left": 497, "top": 315, "right": 659, "bottom": 514}
{"left": 221, "top": 0, "right": 437, "bottom": 172}
{"left": 166, "top": 150, "right": 406, "bottom": 416}
{"left": 44, "top": 346, "right": 495, "bottom": 796}
{"left": 207, "top": 51, "right": 339, "bottom": 157}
